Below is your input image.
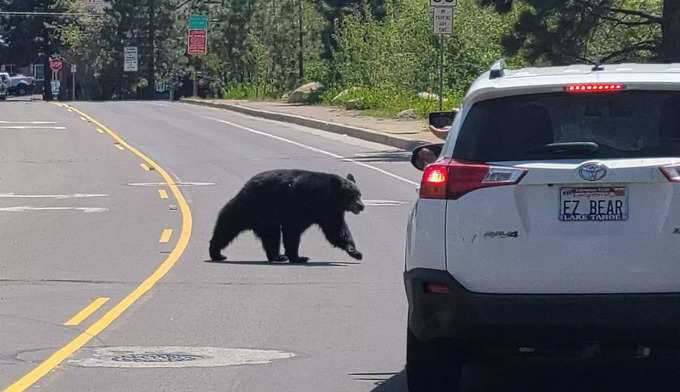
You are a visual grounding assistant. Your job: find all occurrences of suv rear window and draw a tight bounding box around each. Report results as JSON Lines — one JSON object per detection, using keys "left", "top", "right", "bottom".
{"left": 453, "top": 91, "right": 680, "bottom": 162}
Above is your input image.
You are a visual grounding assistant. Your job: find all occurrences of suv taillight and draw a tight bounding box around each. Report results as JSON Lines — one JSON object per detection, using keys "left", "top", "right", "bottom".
{"left": 420, "top": 159, "right": 528, "bottom": 200}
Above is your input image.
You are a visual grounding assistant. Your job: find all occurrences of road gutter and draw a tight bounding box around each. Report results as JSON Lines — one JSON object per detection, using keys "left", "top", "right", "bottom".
{"left": 180, "top": 98, "right": 427, "bottom": 151}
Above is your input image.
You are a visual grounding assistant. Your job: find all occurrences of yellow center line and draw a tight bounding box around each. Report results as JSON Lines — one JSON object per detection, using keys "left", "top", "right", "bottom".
{"left": 3, "top": 103, "right": 193, "bottom": 392}
{"left": 158, "top": 189, "right": 168, "bottom": 199}
{"left": 96, "top": 128, "right": 104, "bottom": 134}
{"left": 64, "top": 298, "right": 110, "bottom": 326}
{"left": 114, "top": 144, "right": 124, "bottom": 150}
{"left": 140, "top": 163, "right": 153, "bottom": 171}
{"left": 159, "top": 229, "right": 173, "bottom": 243}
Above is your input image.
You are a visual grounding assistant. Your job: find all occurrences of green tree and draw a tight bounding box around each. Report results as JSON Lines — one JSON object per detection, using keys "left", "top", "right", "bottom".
{"left": 0, "top": 0, "right": 72, "bottom": 100}
{"left": 480, "top": 0, "right": 678, "bottom": 64}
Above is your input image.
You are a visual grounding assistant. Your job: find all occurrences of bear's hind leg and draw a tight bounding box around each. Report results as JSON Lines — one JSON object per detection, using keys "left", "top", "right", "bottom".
{"left": 282, "top": 225, "right": 308, "bottom": 263}
{"left": 254, "top": 225, "right": 287, "bottom": 262}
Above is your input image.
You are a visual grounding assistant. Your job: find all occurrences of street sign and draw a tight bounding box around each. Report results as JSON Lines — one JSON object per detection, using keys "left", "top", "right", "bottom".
{"left": 433, "top": 7, "right": 454, "bottom": 35}
{"left": 430, "top": 0, "right": 457, "bottom": 6}
{"left": 189, "top": 15, "right": 208, "bottom": 30}
{"left": 188, "top": 30, "right": 207, "bottom": 55}
{"left": 124, "top": 46, "right": 138, "bottom": 72}
{"left": 49, "top": 57, "right": 63, "bottom": 72}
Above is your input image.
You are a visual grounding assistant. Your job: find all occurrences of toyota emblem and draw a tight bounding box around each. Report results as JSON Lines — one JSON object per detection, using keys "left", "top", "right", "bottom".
{"left": 578, "top": 163, "right": 607, "bottom": 181}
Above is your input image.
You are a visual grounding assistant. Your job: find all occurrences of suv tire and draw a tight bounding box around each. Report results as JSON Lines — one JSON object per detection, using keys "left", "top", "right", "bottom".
{"left": 406, "top": 328, "right": 463, "bottom": 391}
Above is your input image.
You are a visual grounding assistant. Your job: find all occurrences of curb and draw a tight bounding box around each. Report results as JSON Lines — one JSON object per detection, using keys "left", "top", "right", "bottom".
{"left": 180, "top": 98, "right": 429, "bottom": 151}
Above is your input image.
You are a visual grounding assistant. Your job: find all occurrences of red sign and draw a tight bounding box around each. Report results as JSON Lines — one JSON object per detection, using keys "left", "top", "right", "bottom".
{"left": 49, "top": 57, "right": 63, "bottom": 72}
{"left": 188, "top": 29, "right": 207, "bottom": 55}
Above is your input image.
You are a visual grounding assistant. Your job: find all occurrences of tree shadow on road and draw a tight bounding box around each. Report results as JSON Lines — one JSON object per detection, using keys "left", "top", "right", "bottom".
{"left": 203, "top": 259, "right": 360, "bottom": 267}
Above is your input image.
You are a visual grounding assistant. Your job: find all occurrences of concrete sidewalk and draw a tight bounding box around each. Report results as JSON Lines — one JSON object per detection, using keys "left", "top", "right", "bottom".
{"left": 180, "top": 98, "right": 441, "bottom": 150}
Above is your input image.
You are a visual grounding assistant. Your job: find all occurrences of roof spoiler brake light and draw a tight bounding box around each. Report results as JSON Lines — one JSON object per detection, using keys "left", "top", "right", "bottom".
{"left": 566, "top": 83, "right": 625, "bottom": 93}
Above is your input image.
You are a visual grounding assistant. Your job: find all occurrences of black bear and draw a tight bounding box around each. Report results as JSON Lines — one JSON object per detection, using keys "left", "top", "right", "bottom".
{"left": 209, "top": 169, "right": 365, "bottom": 263}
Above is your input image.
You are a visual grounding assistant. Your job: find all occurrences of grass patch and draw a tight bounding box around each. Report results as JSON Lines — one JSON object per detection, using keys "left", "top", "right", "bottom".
{"left": 223, "top": 83, "right": 282, "bottom": 100}
{"left": 321, "top": 86, "right": 464, "bottom": 118}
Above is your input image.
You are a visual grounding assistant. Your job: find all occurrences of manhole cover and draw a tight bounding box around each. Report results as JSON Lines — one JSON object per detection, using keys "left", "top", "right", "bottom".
{"left": 111, "top": 352, "right": 207, "bottom": 363}
{"left": 69, "top": 346, "right": 295, "bottom": 368}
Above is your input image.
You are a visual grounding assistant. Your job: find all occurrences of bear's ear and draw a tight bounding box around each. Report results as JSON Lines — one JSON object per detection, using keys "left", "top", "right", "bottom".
{"left": 346, "top": 173, "right": 356, "bottom": 183}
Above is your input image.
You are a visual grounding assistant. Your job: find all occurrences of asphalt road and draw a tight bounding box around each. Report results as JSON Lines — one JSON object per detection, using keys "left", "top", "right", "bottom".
{"left": 1, "top": 100, "right": 677, "bottom": 392}
{"left": 1, "top": 100, "right": 417, "bottom": 392}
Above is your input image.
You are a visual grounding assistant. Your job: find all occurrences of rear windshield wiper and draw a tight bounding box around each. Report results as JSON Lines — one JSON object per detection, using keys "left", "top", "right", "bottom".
{"left": 526, "top": 142, "right": 599, "bottom": 155}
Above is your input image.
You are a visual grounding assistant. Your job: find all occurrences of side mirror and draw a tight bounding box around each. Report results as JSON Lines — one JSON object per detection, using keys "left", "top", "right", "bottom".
{"left": 411, "top": 143, "right": 444, "bottom": 171}
{"left": 428, "top": 111, "right": 456, "bottom": 129}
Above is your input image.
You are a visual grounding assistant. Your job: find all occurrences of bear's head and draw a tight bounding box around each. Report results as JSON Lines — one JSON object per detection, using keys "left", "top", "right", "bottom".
{"left": 343, "top": 174, "right": 364, "bottom": 215}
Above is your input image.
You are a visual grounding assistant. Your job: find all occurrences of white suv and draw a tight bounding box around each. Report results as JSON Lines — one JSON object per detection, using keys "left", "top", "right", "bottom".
{"left": 405, "top": 60, "right": 680, "bottom": 390}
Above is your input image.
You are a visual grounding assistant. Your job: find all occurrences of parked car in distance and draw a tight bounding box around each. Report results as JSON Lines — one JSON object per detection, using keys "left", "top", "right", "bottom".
{"left": 7, "top": 73, "right": 35, "bottom": 96}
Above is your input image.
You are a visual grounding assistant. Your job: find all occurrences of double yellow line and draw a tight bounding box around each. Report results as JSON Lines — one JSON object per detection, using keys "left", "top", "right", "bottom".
{"left": 3, "top": 104, "right": 194, "bottom": 392}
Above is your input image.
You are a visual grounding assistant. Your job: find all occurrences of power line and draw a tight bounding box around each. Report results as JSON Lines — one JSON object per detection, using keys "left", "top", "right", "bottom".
{"left": 0, "top": 11, "right": 103, "bottom": 17}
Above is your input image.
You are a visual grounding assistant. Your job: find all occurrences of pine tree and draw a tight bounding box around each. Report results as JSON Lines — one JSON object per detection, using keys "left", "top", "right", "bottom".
{"left": 481, "top": 0, "right": 680, "bottom": 63}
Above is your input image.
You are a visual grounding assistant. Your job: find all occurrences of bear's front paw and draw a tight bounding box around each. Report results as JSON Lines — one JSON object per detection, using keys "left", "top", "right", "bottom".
{"left": 347, "top": 247, "right": 363, "bottom": 260}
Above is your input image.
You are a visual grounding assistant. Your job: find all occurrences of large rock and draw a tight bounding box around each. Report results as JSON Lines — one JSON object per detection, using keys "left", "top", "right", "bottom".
{"left": 287, "top": 82, "right": 324, "bottom": 103}
{"left": 417, "top": 92, "right": 447, "bottom": 102}
{"left": 344, "top": 98, "right": 364, "bottom": 110}
{"left": 396, "top": 109, "right": 420, "bottom": 120}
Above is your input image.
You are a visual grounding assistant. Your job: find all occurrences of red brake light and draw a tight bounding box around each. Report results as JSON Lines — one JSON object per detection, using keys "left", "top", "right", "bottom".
{"left": 566, "top": 83, "right": 625, "bottom": 93}
{"left": 420, "top": 159, "right": 528, "bottom": 200}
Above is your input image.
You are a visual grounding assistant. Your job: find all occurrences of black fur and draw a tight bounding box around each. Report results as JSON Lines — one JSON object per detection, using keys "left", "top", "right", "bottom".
{"left": 209, "top": 170, "right": 364, "bottom": 263}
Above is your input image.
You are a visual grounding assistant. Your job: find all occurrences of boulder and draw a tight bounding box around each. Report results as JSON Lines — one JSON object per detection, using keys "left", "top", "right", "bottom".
{"left": 395, "top": 109, "right": 420, "bottom": 120}
{"left": 287, "top": 82, "right": 324, "bottom": 103}
{"left": 344, "top": 98, "right": 364, "bottom": 110}
{"left": 417, "top": 92, "right": 448, "bottom": 102}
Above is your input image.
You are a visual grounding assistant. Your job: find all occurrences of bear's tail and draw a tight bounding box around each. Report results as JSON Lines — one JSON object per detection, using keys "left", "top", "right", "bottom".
{"left": 209, "top": 197, "right": 248, "bottom": 260}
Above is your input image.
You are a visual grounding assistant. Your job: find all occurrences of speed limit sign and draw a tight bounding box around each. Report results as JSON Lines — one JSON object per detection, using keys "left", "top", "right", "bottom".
{"left": 430, "top": 0, "right": 457, "bottom": 6}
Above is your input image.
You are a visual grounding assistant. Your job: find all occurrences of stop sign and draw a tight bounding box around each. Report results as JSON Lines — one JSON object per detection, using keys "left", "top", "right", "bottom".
{"left": 49, "top": 57, "right": 63, "bottom": 72}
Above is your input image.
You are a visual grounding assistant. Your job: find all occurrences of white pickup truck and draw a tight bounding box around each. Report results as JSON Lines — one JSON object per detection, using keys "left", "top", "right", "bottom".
{"left": 0, "top": 72, "right": 35, "bottom": 96}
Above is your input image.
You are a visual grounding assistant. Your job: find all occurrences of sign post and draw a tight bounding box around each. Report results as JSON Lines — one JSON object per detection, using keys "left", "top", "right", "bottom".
{"left": 71, "top": 64, "right": 77, "bottom": 101}
{"left": 431, "top": 1, "right": 456, "bottom": 111}
{"left": 188, "top": 15, "right": 208, "bottom": 97}
{"left": 49, "top": 55, "right": 63, "bottom": 100}
{"left": 124, "top": 46, "right": 138, "bottom": 72}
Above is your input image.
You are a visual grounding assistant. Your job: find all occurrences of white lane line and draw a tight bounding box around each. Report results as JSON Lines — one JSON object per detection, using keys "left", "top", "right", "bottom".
{"left": 363, "top": 200, "right": 406, "bottom": 206}
{"left": 0, "top": 121, "right": 57, "bottom": 124}
{"left": 0, "top": 193, "right": 108, "bottom": 199}
{"left": 203, "top": 117, "right": 419, "bottom": 186}
{"left": 0, "top": 126, "right": 67, "bottom": 130}
{"left": 0, "top": 207, "right": 108, "bottom": 213}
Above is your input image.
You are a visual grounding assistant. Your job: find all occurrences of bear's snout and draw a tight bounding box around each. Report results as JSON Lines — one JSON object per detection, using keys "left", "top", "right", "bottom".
{"left": 349, "top": 199, "right": 365, "bottom": 214}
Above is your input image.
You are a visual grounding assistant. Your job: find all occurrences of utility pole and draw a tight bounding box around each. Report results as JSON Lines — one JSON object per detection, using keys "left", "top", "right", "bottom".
{"left": 298, "top": 0, "right": 304, "bottom": 82}
{"left": 148, "top": 0, "right": 157, "bottom": 99}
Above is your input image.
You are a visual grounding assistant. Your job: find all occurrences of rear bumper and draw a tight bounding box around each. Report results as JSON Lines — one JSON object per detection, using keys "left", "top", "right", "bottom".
{"left": 405, "top": 268, "right": 680, "bottom": 346}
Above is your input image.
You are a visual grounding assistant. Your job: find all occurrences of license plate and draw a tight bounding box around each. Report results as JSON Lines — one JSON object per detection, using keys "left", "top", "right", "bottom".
{"left": 559, "top": 187, "right": 628, "bottom": 222}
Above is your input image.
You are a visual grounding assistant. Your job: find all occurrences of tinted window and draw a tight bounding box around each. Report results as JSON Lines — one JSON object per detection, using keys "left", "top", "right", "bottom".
{"left": 453, "top": 91, "right": 680, "bottom": 162}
